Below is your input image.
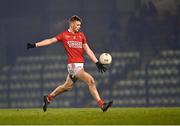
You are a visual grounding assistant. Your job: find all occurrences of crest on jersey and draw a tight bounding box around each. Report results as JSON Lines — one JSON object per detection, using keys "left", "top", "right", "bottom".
{"left": 73, "top": 36, "right": 76, "bottom": 39}
{"left": 64, "top": 35, "right": 71, "bottom": 39}
{"left": 79, "top": 36, "right": 82, "bottom": 39}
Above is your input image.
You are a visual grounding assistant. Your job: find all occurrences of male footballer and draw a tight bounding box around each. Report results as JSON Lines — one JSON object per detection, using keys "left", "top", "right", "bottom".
{"left": 27, "top": 15, "right": 113, "bottom": 112}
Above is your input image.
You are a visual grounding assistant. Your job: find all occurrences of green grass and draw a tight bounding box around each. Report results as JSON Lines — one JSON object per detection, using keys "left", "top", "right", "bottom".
{"left": 0, "top": 107, "right": 180, "bottom": 125}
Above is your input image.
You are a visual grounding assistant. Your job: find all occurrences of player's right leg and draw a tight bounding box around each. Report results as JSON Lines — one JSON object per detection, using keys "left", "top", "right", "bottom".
{"left": 43, "top": 74, "right": 75, "bottom": 112}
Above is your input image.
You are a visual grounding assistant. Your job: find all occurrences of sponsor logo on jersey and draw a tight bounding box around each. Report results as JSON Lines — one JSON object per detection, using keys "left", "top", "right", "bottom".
{"left": 67, "top": 41, "right": 82, "bottom": 48}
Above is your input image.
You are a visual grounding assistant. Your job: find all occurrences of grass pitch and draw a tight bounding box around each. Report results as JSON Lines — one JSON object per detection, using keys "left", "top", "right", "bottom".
{"left": 0, "top": 107, "right": 180, "bottom": 125}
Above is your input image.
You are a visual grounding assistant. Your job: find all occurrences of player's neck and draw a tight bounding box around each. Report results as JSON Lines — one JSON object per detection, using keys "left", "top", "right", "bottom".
{"left": 68, "top": 28, "right": 77, "bottom": 34}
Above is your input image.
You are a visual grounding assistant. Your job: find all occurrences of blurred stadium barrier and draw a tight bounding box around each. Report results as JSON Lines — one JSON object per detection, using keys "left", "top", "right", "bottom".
{"left": 0, "top": 50, "right": 180, "bottom": 108}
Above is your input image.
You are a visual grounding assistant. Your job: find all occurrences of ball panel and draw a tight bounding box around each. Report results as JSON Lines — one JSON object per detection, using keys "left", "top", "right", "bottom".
{"left": 99, "top": 53, "right": 112, "bottom": 64}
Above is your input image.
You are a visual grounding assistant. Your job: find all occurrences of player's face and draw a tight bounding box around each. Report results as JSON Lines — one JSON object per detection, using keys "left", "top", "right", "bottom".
{"left": 71, "top": 21, "right": 81, "bottom": 32}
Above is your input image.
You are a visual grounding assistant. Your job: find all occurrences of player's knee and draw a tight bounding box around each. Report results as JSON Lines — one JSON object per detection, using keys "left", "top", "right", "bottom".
{"left": 87, "top": 78, "right": 95, "bottom": 87}
{"left": 63, "top": 83, "right": 73, "bottom": 91}
{"left": 66, "top": 85, "right": 73, "bottom": 91}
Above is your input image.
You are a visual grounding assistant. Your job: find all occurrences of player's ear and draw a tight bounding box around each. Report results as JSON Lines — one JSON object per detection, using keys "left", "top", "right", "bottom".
{"left": 69, "top": 21, "right": 73, "bottom": 27}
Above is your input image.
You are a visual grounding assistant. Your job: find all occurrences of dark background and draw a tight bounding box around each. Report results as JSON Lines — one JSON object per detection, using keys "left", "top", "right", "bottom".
{"left": 0, "top": 0, "right": 180, "bottom": 108}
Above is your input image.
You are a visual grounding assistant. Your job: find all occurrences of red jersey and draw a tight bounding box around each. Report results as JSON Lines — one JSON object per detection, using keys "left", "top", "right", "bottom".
{"left": 55, "top": 30, "right": 87, "bottom": 63}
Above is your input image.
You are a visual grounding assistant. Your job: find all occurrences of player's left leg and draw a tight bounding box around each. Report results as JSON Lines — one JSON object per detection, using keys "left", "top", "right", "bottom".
{"left": 76, "top": 69, "right": 101, "bottom": 101}
{"left": 76, "top": 69, "right": 113, "bottom": 112}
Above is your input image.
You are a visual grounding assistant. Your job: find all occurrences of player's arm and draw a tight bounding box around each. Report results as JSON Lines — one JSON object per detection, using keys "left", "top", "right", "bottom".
{"left": 83, "top": 43, "right": 98, "bottom": 63}
{"left": 83, "top": 43, "right": 107, "bottom": 73}
{"left": 27, "top": 37, "right": 58, "bottom": 49}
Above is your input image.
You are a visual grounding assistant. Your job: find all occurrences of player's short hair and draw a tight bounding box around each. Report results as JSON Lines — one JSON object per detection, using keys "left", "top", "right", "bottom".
{"left": 69, "top": 15, "right": 82, "bottom": 23}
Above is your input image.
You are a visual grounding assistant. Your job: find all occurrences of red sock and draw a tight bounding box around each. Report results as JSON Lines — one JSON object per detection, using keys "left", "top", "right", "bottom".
{"left": 97, "top": 99, "right": 104, "bottom": 108}
{"left": 47, "top": 95, "right": 55, "bottom": 102}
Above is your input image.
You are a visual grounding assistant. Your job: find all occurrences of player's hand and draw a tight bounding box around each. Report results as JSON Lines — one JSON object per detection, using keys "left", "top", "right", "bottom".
{"left": 96, "top": 61, "right": 107, "bottom": 73}
{"left": 27, "top": 43, "right": 36, "bottom": 49}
